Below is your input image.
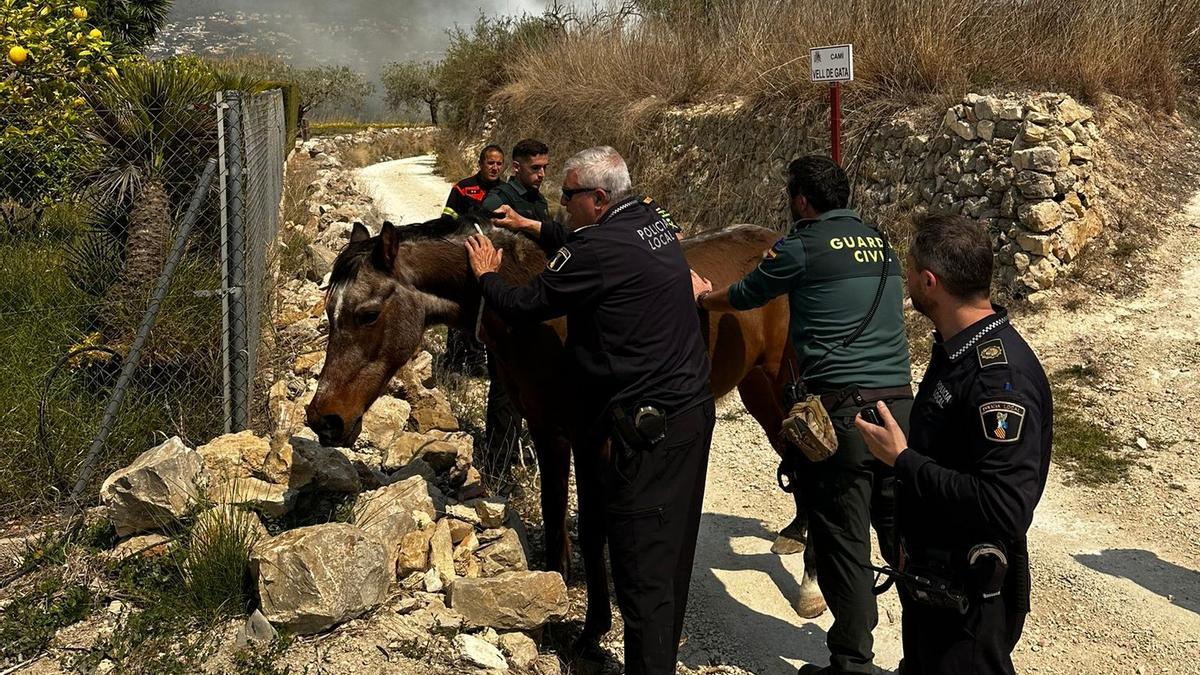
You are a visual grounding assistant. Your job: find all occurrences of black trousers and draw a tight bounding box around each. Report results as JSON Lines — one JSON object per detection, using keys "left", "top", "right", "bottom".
{"left": 794, "top": 397, "right": 912, "bottom": 674}
{"left": 601, "top": 399, "right": 715, "bottom": 675}
{"left": 899, "top": 588, "right": 1026, "bottom": 674}
{"left": 484, "top": 348, "right": 524, "bottom": 455}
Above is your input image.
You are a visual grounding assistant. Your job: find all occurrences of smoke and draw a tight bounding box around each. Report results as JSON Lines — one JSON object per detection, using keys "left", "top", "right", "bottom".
{"left": 165, "top": 1, "right": 549, "bottom": 118}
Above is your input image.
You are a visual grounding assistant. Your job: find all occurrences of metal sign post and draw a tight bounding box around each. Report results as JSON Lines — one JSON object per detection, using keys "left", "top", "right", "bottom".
{"left": 810, "top": 44, "right": 854, "bottom": 165}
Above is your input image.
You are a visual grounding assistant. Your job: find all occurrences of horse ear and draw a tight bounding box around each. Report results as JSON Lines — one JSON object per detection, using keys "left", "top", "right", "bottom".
{"left": 350, "top": 221, "right": 371, "bottom": 244}
{"left": 376, "top": 221, "right": 400, "bottom": 270}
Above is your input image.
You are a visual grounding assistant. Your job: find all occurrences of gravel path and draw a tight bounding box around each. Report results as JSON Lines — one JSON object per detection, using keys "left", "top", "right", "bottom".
{"left": 361, "top": 154, "right": 1200, "bottom": 674}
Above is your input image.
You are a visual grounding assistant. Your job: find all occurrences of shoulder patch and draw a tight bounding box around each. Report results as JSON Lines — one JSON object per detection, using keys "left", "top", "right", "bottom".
{"left": 979, "top": 400, "right": 1025, "bottom": 443}
{"left": 977, "top": 339, "right": 1008, "bottom": 369}
{"left": 547, "top": 247, "right": 572, "bottom": 272}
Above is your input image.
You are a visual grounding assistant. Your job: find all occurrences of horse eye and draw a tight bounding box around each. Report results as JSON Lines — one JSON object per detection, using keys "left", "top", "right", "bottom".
{"left": 358, "top": 310, "right": 381, "bottom": 326}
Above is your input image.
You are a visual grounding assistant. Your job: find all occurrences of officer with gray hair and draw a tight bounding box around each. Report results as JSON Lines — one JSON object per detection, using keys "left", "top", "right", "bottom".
{"left": 469, "top": 146, "right": 713, "bottom": 675}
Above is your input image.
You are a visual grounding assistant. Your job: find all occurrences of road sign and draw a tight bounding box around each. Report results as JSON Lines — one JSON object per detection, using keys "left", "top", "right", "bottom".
{"left": 810, "top": 44, "right": 854, "bottom": 83}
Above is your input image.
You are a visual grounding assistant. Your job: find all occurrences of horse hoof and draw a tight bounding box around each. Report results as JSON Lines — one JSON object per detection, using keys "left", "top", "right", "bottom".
{"left": 771, "top": 532, "right": 806, "bottom": 555}
{"left": 794, "top": 585, "right": 827, "bottom": 619}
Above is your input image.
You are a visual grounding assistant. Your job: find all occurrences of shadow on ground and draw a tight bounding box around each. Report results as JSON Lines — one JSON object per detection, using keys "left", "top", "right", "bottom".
{"left": 1074, "top": 548, "right": 1200, "bottom": 614}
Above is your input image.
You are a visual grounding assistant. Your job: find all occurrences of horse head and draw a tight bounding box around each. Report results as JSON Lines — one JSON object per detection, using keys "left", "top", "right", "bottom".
{"left": 305, "top": 217, "right": 468, "bottom": 446}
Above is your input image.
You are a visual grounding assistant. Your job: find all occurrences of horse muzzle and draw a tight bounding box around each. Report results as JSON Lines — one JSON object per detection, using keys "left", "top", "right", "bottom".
{"left": 307, "top": 412, "right": 362, "bottom": 447}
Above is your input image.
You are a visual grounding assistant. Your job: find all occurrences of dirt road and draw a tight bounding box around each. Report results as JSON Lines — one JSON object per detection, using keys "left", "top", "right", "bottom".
{"left": 359, "top": 157, "right": 1200, "bottom": 674}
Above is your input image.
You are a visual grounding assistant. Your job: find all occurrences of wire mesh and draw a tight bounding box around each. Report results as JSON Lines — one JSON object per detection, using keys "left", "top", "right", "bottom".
{"left": 0, "top": 89, "right": 286, "bottom": 514}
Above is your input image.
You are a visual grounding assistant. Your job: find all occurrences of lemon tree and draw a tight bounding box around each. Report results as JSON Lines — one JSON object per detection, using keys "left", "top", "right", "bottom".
{"left": 1, "top": 1, "right": 116, "bottom": 209}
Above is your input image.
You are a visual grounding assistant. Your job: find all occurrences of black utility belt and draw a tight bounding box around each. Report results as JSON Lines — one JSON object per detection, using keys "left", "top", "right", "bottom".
{"left": 879, "top": 542, "right": 1010, "bottom": 614}
{"left": 609, "top": 397, "right": 708, "bottom": 452}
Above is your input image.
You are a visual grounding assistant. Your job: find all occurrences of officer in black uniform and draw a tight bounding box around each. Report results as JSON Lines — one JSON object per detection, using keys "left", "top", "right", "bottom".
{"left": 855, "top": 214, "right": 1053, "bottom": 675}
{"left": 466, "top": 146, "right": 714, "bottom": 675}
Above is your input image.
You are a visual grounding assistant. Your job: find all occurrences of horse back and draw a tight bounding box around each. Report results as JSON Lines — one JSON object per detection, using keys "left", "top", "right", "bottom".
{"left": 682, "top": 225, "right": 791, "bottom": 398}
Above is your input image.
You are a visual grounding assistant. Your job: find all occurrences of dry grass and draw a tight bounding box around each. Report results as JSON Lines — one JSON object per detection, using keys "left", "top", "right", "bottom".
{"left": 338, "top": 132, "right": 438, "bottom": 170}
{"left": 498, "top": 0, "right": 1200, "bottom": 144}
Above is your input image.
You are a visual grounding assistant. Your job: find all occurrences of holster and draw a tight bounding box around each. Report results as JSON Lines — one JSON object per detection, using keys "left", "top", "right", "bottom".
{"left": 779, "top": 394, "right": 838, "bottom": 462}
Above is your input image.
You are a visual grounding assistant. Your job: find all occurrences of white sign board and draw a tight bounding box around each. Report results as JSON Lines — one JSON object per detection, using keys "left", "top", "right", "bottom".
{"left": 810, "top": 44, "right": 854, "bottom": 83}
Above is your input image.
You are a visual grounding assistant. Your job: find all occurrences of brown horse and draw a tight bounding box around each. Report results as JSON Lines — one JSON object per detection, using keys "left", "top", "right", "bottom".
{"left": 306, "top": 217, "right": 819, "bottom": 639}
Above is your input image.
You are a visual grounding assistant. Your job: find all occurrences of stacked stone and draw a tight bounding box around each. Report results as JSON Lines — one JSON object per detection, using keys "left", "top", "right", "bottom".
{"left": 860, "top": 93, "right": 1103, "bottom": 294}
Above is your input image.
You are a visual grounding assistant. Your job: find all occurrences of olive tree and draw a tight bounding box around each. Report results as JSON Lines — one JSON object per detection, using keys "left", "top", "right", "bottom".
{"left": 381, "top": 61, "right": 441, "bottom": 125}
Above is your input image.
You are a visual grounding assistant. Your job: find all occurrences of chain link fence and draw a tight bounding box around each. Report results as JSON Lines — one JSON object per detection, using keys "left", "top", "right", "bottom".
{"left": 0, "top": 89, "right": 287, "bottom": 513}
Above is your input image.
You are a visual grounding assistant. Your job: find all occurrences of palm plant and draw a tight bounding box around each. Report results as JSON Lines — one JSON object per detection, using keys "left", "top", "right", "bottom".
{"left": 94, "top": 0, "right": 175, "bottom": 52}
{"left": 85, "top": 58, "right": 219, "bottom": 331}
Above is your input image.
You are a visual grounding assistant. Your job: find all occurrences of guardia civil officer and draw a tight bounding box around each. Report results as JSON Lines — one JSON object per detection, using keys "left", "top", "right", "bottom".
{"left": 476, "top": 139, "right": 553, "bottom": 458}
{"left": 465, "top": 146, "right": 714, "bottom": 675}
{"left": 855, "top": 214, "right": 1053, "bottom": 674}
{"left": 693, "top": 156, "right": 912, "bottom": 675}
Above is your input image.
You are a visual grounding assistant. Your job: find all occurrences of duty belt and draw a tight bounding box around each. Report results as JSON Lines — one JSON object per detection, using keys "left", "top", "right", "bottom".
{"left": 818, "top": 385, "right": 913, "bottom": 414}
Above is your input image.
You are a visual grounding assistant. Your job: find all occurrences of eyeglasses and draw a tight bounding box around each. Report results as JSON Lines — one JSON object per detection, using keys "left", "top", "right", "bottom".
{"left": 560, "top": 186, "right": 598, "bottom": 203}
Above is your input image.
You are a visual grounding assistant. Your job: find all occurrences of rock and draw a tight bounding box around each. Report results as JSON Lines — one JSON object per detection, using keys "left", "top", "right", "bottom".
{"left": 1023, "top": 256, "right": 1059, "bottom": 290}
{"left": 454, "top": 633, "right": 508, "bottom": 670}
{"left": 1058, "top": 96, "right": 1092, "bottom": 124}
{"left": 430, "top": 518, "right": 457, "bottom": 584}
{"left": 1016, "top": 232, "right": 1054, "bottom": 257}
{"left": 398, "top": 524, "right": 435, "bottom": 575}
{"left": 994, "top": 119, "right": 1022, "bottom": 140}
{"left": 290, "top": 437, "right": 361, "bottom": 493}
{"left": 251, "top": 523, "right": 389, "bottom": 634}
{"left": 977, "top": 120, "right": 995, "bottom": 142}
{"left": 391, "top": 457, "right": 437, "bottom": 483}
{"left": 98, "top": 533, "right": 172, "bottom": 564}
{"left": 1014, "top": 170, "right": 1056, "bottom": 199}
{"left": 533, "top": 655, "right": 562, "bottom": 675}
{"left": 457, "top": 466, "right": 487, "bottom": 501}
{"left": 199, "top": 430, "right": 311, "bottom": 489}
{"left": 471, "top": 497, "right": 509, "bottom": 529}
{"left": 304, "top": 243, "right": 337, "bottom": 282}
{"left": 1019, "top": 201, "right": 1065, "bottom": 232}
{"left": 100, "top": 437, "right": 204, "bottom": 536}
{"left": 1020, "top": 122, "right": 1048, "bottom": 144}
{"left": 360, "top": 396, "right": 413, "bottom": 450}
{"left": 1070, "top": 144, "right": 1094, "bottom": 163}
{"left": 499, "top": 632, "right": 539, "bottom": 670}
{"left": 1012, "top": 147, "right": 1062, "bottom": 173}
{"left": 353, "top": 475, "right": 445, "bottom": 576}
{"left": 235, "top": 609, "right": 279, "bottom": 648}
{"left": 944, "top": 108, "right": 976, "bottom": 141}
{"left": 478, "top": 528, "right": 529, "bottom": 577}
{"left": 191, "top": 505, "right": 269, "bottom": 551}
{"left": 411, "top": 404, "right": 460, "bottom": 433}
{"left": 450, "top": 571, "right": 569, "bottom": 630}
{"left": 382, "top": 432, "right": 470, "bottom": 472}
{"left": 424, "top": 567, "right": 444, "bottom": 593}
{"left": 972, "top": 96, "right": 999, "bottom": 121}
{"left": 293, "top": 351, "right": 324, "bottom": 376}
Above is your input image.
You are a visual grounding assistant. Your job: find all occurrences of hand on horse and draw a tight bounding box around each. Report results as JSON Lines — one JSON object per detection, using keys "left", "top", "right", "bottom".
{"left": 490, "top": 204, "right": 539, "bottom": 234}
{"left": 854, "top": 400, "right": 909, "bottom": 467}
{"left": 691, "top": 269, "right": 713, "bottom": 302}
{"left": 466, "top": 234, "right": 503, "bottom": 279}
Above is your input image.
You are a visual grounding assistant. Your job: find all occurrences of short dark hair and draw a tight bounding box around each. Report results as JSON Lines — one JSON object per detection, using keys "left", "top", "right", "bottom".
{"left": 786, "top": 155, "right": 849, "bottom": 213}
{"left": 909, "top": 214, "right": 994, "bottom": 300}
{"left": 512, "top": 138, "right": 549, "bottom": 163}
{"left": 478, "top": 144, "right": 504, "bottom": 163}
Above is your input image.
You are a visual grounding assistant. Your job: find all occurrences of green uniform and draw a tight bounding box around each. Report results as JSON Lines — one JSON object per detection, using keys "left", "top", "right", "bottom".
{"left": 728, "top": 208, "right": 910, "bottom": 388}
{"left": 727, "top": 208, "right": 912, "bottom": 674}
{"left": 481, "top": 177, "right": 551, "bottom": 222}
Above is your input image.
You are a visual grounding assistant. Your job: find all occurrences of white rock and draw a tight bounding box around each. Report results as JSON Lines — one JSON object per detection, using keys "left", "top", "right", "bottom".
{"left": 454, "top": 633, "right": 508, "bottom": 670}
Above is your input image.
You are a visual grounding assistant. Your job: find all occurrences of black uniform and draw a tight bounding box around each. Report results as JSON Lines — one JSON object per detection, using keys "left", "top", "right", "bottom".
{"left": 479, "top": 196, "right": 714, "bottom": 675}
{"left": 443, "top": 172, "right": 501, "bottom": 221}
{"left": 895, "top": 306, "right": 1052, "bottom": 674}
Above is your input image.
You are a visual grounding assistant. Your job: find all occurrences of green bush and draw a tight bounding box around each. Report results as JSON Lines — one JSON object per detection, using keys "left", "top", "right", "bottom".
{"left": 264, "top": 80, "right": 301, "bottom": 146}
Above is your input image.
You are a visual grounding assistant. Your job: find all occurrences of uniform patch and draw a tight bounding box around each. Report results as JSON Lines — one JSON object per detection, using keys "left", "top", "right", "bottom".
{"left": 979, "top": 401, "right": 1025, "bottom": 443}
{"left": 977, "top": 339, "right": 1008, "bottom": 368}
{"left": 547, "top": 247, "right": 572, "bottom": 272}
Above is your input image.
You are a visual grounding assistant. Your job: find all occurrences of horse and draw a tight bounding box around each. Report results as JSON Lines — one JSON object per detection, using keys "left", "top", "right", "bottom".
{"left": 305, "top": 215, "right": 823, "bottom": 641}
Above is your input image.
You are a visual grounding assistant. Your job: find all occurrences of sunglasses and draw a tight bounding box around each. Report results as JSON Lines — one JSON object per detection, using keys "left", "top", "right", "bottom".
{"left": 560, "top": 186, "right": 598, "bottom": 203}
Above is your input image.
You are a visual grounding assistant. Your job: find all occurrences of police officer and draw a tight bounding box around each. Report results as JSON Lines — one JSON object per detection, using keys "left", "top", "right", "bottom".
{"left": 693, "top": 155, "right": 912, "bottom": 675}
{"left": 481, "top": 138, "right": 551, "bottom": 221}
{"left": 854, "top": 214, "right": 1052, "bottom": 674}
{"left": 444, "top": 144, "right": 505, "bottom": 221}
{"left": 442, "top": 145, "right": 506, "bottom": 376}
{"left": 465, "top": 146, "right": 714, "bottom": 675}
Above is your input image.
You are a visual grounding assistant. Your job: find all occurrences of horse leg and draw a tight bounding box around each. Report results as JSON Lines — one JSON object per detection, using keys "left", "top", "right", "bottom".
{"left": 573, "top": 436, "right": 613, "bottom": 643}
{"left": 530, "top": 425, "right": 572, "bottom": 578}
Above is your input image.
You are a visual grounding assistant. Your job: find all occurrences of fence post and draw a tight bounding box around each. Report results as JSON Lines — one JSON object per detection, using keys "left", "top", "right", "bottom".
{"left": 69, "top": 158, "right": 220, "bottom": 506}
{"left": 223, "top": 91, "right": 250, "bottom": 432}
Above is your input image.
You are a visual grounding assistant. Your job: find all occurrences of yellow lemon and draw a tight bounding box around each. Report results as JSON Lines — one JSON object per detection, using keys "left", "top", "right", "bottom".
{"left": 73, "top": 96, "right": 86, "bottom": 107}
{"left": 72, "top": 6, "right": 88, "bottom": 19}
{"left": 8, "top": 45, "right": 29, "bottom": 64}
{"left": 88, "top": 28, "right": 102, "bottom": 39}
